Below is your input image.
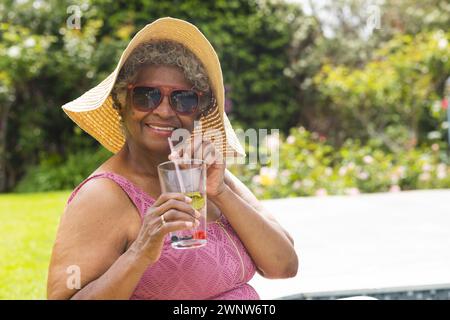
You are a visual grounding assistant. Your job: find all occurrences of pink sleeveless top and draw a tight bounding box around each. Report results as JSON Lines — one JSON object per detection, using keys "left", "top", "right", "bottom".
{"left": 67, "top": 172, "right": 260, "bottom": 300}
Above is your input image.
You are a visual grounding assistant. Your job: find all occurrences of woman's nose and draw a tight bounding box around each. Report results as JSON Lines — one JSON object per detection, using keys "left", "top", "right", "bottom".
{"left": 152, "top": 95, "right": 176, "bottom": 117}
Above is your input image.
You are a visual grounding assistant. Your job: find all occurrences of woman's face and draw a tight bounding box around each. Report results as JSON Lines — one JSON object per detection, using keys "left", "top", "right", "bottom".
{"left": 121, "top": 64, "right": 200, "bottom": 154}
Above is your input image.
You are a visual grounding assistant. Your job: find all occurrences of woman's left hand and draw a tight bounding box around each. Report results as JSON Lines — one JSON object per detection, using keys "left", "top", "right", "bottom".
{"left": 168, "top": 137, "right": 226, "bottom": 199}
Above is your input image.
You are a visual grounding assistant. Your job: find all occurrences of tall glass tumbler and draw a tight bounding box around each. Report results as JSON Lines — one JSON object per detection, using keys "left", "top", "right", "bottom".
{"left": 157, "top": 159, "right": 207, "bottom": 249}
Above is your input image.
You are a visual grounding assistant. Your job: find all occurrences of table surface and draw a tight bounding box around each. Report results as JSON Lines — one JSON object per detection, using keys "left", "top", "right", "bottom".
{"left": 248, "top": 189, "right": 450, "bottom": 299}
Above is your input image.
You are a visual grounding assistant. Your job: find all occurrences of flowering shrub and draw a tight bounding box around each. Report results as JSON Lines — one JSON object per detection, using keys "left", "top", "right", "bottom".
{"left": 229, "top": 127, "right": 450, "bottom": 199}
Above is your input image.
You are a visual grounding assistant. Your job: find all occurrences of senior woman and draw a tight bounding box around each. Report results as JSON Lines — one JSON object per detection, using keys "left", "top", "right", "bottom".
{"left": 47, "top": 17, "right": 298, "bottom": 300}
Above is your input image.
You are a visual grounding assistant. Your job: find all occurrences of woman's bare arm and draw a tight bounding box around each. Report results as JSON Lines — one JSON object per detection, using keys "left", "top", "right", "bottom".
{"left": 47, "top": 178, "right": 150, "bottom": 300}
{"left": 209, "top": 169, "right": 298, "bottom": 279}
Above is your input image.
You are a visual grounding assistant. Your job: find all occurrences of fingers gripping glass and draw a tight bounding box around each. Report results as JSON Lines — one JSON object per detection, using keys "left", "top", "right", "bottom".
{"left": 128, "top": 84, "right": 210, "bottom": 115}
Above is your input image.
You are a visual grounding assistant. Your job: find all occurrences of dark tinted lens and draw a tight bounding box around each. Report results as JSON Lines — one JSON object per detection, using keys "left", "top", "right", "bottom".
{"left": 133, "top": 87, "right": 161, "bottom": 110}
{"left": 171, "top": 90, "right": 198, "bottom": 114}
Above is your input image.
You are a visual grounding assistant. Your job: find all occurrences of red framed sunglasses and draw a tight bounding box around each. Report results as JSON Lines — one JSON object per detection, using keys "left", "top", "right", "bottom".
{"left": 128, "top": 84, "right": 209, "bottom": 115}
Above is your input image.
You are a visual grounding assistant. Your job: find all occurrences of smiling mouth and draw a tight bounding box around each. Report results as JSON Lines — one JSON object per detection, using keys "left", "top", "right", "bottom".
{"left": 144, "top": 124, "right": 177, "bottom": 132}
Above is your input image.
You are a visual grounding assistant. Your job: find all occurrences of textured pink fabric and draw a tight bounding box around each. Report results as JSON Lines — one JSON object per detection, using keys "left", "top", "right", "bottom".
{"left": 67, "top": 172, "right": 260, "bottom": 300}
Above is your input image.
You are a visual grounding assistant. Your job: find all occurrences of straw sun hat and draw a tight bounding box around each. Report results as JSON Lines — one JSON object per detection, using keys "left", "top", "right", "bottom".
{"left": 62, "top": 17, "right": 245, "bottom": 160}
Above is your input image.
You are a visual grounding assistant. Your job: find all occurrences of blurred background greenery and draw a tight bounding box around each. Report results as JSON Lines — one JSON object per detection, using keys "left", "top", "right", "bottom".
{"left": 0, "top": 0, "right": 450, "bottom": 300}
{"left": 0, "top": 0, "right": 449, "bottom": 198}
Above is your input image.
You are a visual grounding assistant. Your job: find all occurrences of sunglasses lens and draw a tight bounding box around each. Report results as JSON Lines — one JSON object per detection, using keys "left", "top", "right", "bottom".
{"left": 133, "top": 87, "right": 161, "bottom": 110}
{"left": 171, "top": 90, "right": 198, "bottom": 114}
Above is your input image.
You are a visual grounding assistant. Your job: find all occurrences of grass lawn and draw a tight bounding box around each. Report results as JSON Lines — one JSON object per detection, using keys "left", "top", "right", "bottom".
{"left": 0, "top": 191, "right": 69, "bottom": 299}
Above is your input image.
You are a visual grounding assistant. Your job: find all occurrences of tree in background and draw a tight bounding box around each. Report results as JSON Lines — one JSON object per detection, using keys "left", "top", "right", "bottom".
{"left": 315, "top": 31, "right": 450, "bottom": 152}
{"left": 287, "top": 0, "right": 450, "bottom": 145}
{"left": 0, "top": 23, "right": 57, "bottom": 191}
{"left": 2, "top": 0, "right": 449, "bottom": 193}
{"left": 0, "top": 0, "right": 314, "bottom": 192}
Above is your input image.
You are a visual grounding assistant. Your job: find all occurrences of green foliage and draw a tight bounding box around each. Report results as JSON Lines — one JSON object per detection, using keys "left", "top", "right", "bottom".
{"left": 2, "top": 0, "right": 450, "bottom": 195}
{"left": 230, "top": 127, "right": 450, "bottom": 199}
{"left": 14, "top": 147, "right": 112, "bottom": 193}
{"left": 1, "top": 0, "right": 312, "bottom": 192}
{"left": 314, "top": 31, "right": 450, "bottom": 150}
{"left": 288, "top": 0, "right": 450, "bottom": 144}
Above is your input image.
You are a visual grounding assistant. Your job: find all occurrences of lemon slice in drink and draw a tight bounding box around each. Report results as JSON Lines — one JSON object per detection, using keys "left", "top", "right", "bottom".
{"left": 185, "top": 191, "right": 205, "bottom": 210}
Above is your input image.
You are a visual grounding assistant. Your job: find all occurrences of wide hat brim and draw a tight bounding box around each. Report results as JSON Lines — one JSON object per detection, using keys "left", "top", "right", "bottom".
{"left": 61, "top": 17, "right": 245, "bottom": 160}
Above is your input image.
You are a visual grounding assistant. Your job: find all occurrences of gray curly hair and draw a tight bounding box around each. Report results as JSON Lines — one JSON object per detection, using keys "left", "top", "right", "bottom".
{"left": 111, "top": 40, "right": 216, "bottom": 117}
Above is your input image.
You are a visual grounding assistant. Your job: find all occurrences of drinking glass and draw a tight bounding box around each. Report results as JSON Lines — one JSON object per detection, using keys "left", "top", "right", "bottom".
{"left": 157, "top": 159, "right": 207, "bottom": 249}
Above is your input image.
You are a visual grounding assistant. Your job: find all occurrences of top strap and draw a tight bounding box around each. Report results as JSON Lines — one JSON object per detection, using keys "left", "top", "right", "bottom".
{"left": 66, "top": 172, "right": 155, "bottom": 218}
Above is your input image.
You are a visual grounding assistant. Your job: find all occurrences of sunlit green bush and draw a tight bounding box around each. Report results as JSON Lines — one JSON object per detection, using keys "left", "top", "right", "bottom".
{"left": 14, "top": 147, "right": 112, "bottom": 192}
{"left": 230, "top": 127, "right": 450, "bottom": 199}
{"left": 314, "top": 31, "right": 450, "bottom": 150}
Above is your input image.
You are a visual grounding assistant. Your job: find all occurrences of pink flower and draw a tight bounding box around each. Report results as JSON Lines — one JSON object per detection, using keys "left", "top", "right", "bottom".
{"left": 315, "top": 188, "right": 328, "bottom": 197}
{"left": 346, "top": 188, "right": 360, "bottom": 196}
{"left": 358, "top": 171, "right": 369, "bottom": 180}
{"left": 281, "top": 169, "right": 290, "bottom": 177}
{"left": 363, "top": 155, "right": 374, "bottom": 164}
{"left": 339, "top": 167, "right": 347, "bottom": 176}
{"left": 390, "top": 174, "right": 399, "bottom": 184}
{"left": 293, "top": 181, "right": 302, "bottom": 189}
{"left": 389, "top": 185, "right": 401, "bottom": 193}
{"left": 286, "top": 135, "right": 296, "bottom": 144}
{"left": 437, "top": 164, "right": 447, "bottom": 179}
{"left": 395, "top": 166, "right": 406, "bottom": 178}
{"left": 442, "top": 98, "right": 448, "bottom": 110}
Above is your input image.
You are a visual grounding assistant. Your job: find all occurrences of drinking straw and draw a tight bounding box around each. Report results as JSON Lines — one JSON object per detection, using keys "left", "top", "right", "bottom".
{"left": 167, "top": 138, "right": 186, "bottom": 194}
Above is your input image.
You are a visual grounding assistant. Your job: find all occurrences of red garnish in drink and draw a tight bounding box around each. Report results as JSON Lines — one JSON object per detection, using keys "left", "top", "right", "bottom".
{"left": 194, "top": 231, "right": 206, "bottom": 239}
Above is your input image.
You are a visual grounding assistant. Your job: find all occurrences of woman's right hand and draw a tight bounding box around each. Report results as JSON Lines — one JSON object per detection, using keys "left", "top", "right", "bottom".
{"left": 129, "top": 192, "right": 200, "bottom": 265}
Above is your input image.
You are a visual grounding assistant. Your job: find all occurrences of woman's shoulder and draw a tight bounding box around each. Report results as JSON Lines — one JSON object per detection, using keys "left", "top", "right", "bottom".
{"left": 68, "top": 154, "right": 132, "bottom": 205}
{"left": 66, "top": 171, "right": 134, "bottom": 215}
{"left": 66, "top": 153, "right": 141, "bottom": 219}
{"left": 67, "top": 156, "right": 118, "bottom": 200}
{"left": 63, "top": 171, "right": 140, "bottom": 243}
